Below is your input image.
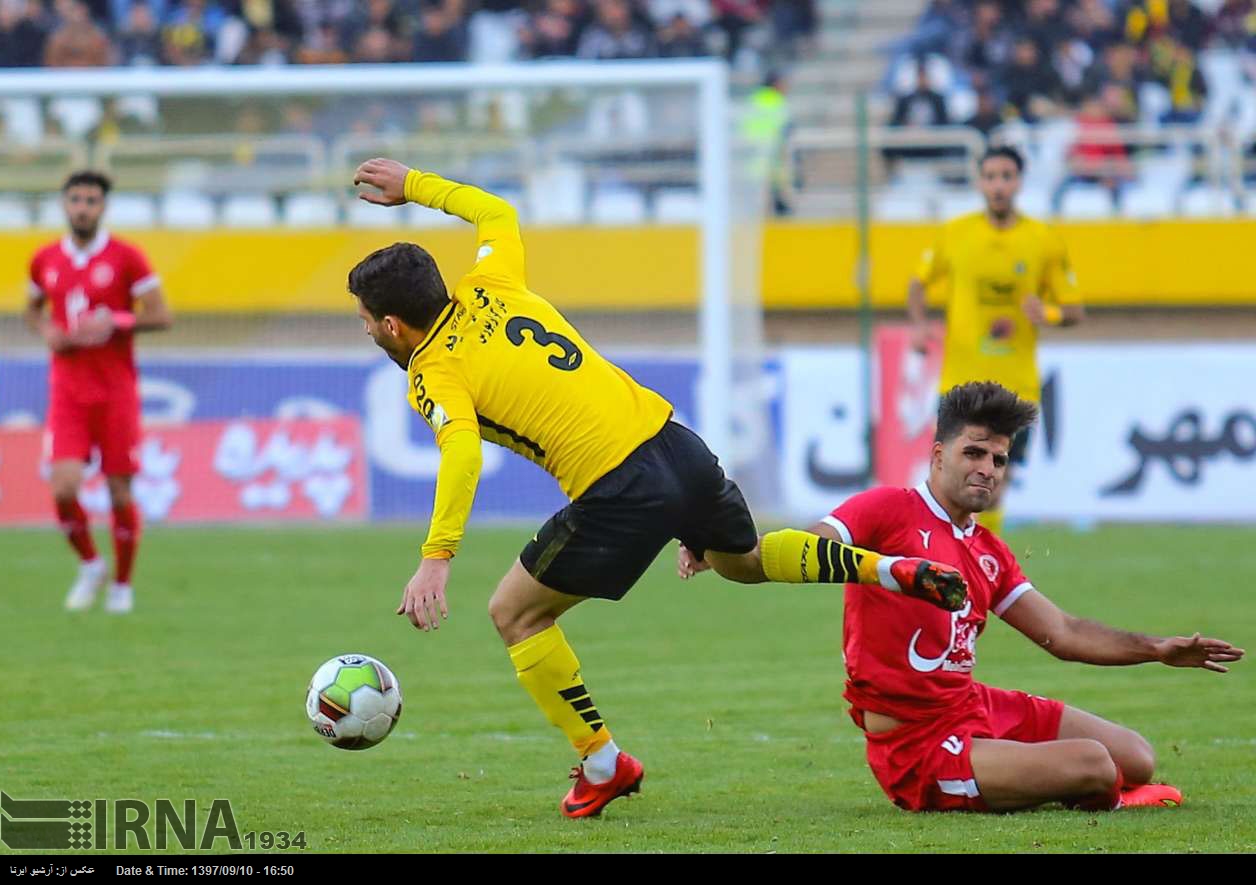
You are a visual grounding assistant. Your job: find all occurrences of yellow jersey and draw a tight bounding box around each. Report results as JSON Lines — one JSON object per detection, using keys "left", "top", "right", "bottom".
{"left": 402, "top": 171, "right": 673, "bottom": 555}
{"left": 916, "top": 211, "right": 1080, "bottom": 403}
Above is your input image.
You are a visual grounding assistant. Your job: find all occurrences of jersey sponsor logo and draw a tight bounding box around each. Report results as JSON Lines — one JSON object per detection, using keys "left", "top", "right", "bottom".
{"left": 978, "top": 554, "right": 999, "bottom": 583}
{"left": 44, "top": 269, "right": 59, "bottom": 289}
{"left": 918, "top": 528, "right": 931, "bottom": 549}
{"left": 907, "top": 598, "right": 978, "bottom": 674}
{"left": 90, "top": 263, "right": 115, "bottom": 288}
{"left": 476, "top": 245, "right": 493, "bottom": 263}
{"left": 941, "top": 734, "right": 964, "bottom": 756}
{"left": 428, "top": 404, "right": 449, "bottom": 433}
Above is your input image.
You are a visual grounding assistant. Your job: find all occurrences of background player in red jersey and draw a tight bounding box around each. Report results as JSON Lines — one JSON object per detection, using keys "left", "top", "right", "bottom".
{"left": 681, "top": 381, "right": 1244, "bottom": 812}
{"left": 24, "top": 170, "right": 173, "bottom": 614}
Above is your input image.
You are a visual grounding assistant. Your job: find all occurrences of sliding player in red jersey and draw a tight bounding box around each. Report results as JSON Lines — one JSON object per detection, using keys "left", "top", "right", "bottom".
{"left": 681, "top": 381, "right": 1243, "bottom": 811}
{"left": 25, "top": 171, "right": 173, "bottom": 614}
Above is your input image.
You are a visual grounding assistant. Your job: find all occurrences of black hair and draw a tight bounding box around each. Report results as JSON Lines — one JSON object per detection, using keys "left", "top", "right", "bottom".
{"left": 979, "top": 144, "right": 1025, "bottom": 173}
{"left": 62, "top": 170, "right": 112, "bottom": 195}
{"left": 935, "top": 381, "right": 1038, "bottom": 444}
{"left": 347, "top": 242, "right": 449, "bottom": 331}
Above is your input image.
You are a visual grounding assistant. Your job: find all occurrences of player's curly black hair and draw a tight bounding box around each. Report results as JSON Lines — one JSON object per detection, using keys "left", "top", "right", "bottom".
{"left": 935, "top": 381, "right": 1038, "bottom": 443}
{"left": 348, "top": 242, "right": 449, "bottom": 332}
{"left": 62, "top": 170, "right": 112, "bottom": 194}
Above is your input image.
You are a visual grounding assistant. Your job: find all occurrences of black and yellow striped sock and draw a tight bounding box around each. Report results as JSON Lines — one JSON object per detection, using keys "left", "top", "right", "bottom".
{"left": 508, "top": 624, "right": 612, "bottom": 758}
{"left": 760, "top": 528, "right": 900, "bottom": 587}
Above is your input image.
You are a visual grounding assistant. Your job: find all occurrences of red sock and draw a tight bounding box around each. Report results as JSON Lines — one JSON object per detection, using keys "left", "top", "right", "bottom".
{"left": 55, "top": 497, "right": 97, "bottom": 562}
{"left": 111, "top": 503, "right": 140, "bottom": 585}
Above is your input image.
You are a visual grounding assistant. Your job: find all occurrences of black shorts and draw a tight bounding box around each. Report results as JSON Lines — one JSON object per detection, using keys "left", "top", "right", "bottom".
{"left": 1009, "top": 426, "right": 1031, "bottom": 467}
{"left": 519, "top": 421, "right": 758, "bottom": 600}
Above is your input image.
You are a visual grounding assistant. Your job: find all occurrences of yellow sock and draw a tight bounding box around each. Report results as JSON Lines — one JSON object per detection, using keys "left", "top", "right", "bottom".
{"left": 508, "top": 624, "right": 612, "bottom": 758}
{"left": 760, "top": 528, "right": 890, "bottom": 586}
{"left": 977, "top": 508, "right": 1004, "bottom": 537}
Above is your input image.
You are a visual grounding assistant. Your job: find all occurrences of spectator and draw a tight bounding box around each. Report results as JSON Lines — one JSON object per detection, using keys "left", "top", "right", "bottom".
{"left": 1054, "top": 35, "right": 1096, "bottom": 103}
{"left": 896, "top": 0, "right": 966, "bottom": 60}
{"left": 1155, "top": 40, "right": 1208, "bottom": 122}
{"left": 711, "top": 0, "right": 765, "bottom": 62}
{"left": 1167, "top": 0, "right": 1210, "bottom": 51}
{"left": 999, "top": 37, "right": 1065, "bottom": 122}
{"left": 0, "top": 0, "right": 51, "bottom": 67}
{"left": 576, "top": 0, "right": 653, "bottom": 60}
{"left": 353, "top": 25, "right": 398, "bottom": 62}
{"left": 1069, "top": 85, "right": 1136, "bottom": 192}
{"left": 770, "top": 0, "right": 815, "bottom": 54}
{"left": 163, "top": 0, "right": 226, "bottom": 66}
{"left": 294, "top": 17, "right": 348, "bottom": 64}
{"left": 229, "top": 0, "right": 303, "bottom": 64}
{"left": 656, "top": 13, "right": 707, "bottom": 57}
{"left": 965, "top": 87, "right": 1004, "bottom": 138}
{"left": 885, "top": 60, "right": 951, "bottom": 166}
{"left": 1081, "top": 41, "right": 1141, "bottom": 121}
{"left": 961, "top": 1, "right": 1013, "bottom": 76}
{"left": 1211, "top": 0, "right": 1254, "bottom": 49}
{"left": 117, "top": 0, "right": 161, "bottom": 64}
{"left": 44, "top": 0, "right": 112, "bottom": 67}
{"left": 412, "top": 0, "right": 467, "bottom": 61}
{"left": 1067, "top": 0, "right": 1121, "bottom": 52}
{"left": 519, "top": 0, "right": 586, "bottom": 58}
{"left": 341, "top": 0, "right": 404, "bottom": 53}
{"left": 1022, "top": 0, "right": 1069, "bottom": 56}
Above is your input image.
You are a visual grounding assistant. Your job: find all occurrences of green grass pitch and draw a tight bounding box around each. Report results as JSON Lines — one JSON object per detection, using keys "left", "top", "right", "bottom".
{"left": 2, "top": 523, "right": 1253, "bottom": 853}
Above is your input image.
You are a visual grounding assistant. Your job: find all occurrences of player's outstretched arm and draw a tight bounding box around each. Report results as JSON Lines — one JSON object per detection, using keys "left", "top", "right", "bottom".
{"left": 397, "top": 429, "right": 483, "bottom": 632}
{"left": 1001, "top": 588, "right": 1245, "bottom": 672}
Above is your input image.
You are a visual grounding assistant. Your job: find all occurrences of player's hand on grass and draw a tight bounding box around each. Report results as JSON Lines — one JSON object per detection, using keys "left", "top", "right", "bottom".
{"left": 1155, "top": 633, "right": 1245, "bottom": 673}
{"left": 397, "top": 557, "right": 451, "bottom": 632}
{"left": 677, "top": 544, "right": 711, "bottom": 580}
{"left": 69, "top": 305, "right": 117, "bottom": 347}
{"left": 354, "top": 158, "right": 411, "bottom": 207}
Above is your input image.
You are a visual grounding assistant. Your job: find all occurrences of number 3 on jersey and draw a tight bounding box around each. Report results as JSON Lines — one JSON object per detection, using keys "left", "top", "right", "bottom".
{"left": 505, "top": 316, "right": 583, "bottom": 371}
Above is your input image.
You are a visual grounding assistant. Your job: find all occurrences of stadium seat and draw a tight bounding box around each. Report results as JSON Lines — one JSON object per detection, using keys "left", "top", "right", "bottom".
{"left": 935, "top": 189, "right": 984, "bottom": 219}
{"left": 1058, "top": 185, "right": 1114, "bottom": 219}
{"left": 590, "top": 187, "right": 648, "bottom": 225}
{"left": 106, "top": 193, "right": 158, "bottom": 228}
{"left": 1180, "top": 185, "right": 1237, "bottom": 218}
{"left": 1018, "top": 186, "right": 1054, "bottom": 218}
{"left": 653, "top": 189, "right": 702, "bottom": 223}
{"left": 283, "top": 192, "right": 339, "bottom": 227}
{"left": 1119, "top": 183, "right": 1175, "bottom": 220}
{"left": 1, "top": 97, "right": 42, "bottom": 147}
{"left": 874, "top": 191, "right": 930, "bottom": 221}
{"left": 1136, "top": 148, "right": 1192, "bottom": 196}
{"left": 222, "top": 194, "right": 278, "bottom": 228}
{"left": 526, "top": 165, "right": 585, "bottom": 225}
{"left": 0, "top": 194, "right": 32, "bottom": 229}
{"left": 160, "top": 191, "right": 216, "bottom": 228}
{"left": 346, "top": 198, "right": 402, "bottom": 228}
{"left": 35, "top": 195, "right": 63, "bottom": 228}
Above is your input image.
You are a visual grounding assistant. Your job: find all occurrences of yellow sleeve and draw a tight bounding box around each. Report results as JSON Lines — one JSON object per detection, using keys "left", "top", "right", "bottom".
{"left": 915, "top": 228, "right": 949, "bottom": 286}
{"left": 1044, "top": 229, "right": 1082, "bottom": 306}
{"left": 421, "top": 429, "right": 482, "bottom": 559}
{"left": 403, "top": 168, "right": 525, "bottom": 285}
{"left": 408, "top": 357, "right": 479, "bottom": 448}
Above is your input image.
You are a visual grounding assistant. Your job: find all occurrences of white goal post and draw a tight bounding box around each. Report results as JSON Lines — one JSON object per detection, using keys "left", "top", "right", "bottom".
{"left": 0, "top": 61, "right": 749, "bottom": 477}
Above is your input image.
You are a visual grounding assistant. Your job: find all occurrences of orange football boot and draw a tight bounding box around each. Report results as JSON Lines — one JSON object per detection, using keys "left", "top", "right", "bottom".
{"left": 1120, "top": 783, "right": 1183, "bottom": 808}
{"left": 560, "top": 751, "right": 644, "bottom": 818}
{"left": 891, "top": 558, "right": 969, "bottom": 612}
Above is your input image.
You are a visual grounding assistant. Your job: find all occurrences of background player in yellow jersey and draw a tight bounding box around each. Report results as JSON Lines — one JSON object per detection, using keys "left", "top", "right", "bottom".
{"left": 907, "top": 145, "right": 1086, "bottom": 536}
{"left": 347, "top": 157, "right": 968, "bottom": 818}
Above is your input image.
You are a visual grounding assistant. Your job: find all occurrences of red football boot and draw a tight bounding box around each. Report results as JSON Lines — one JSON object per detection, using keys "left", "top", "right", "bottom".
{"left": 1120, "top": 783, "right": 1183, "bottom": 808}
{"left": 890, "top": 558, "right": 969, "bottom": 612}
{"left": 560, "top": 751, "right": 644, "bottom": 818}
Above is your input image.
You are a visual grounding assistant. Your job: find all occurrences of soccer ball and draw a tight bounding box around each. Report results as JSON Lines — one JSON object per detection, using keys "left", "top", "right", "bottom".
{"left": 305, "top": 654, "right": 402, "bottom": 750}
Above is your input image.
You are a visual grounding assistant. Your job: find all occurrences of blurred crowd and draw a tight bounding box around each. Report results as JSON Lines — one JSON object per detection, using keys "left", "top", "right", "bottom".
{"left": 0, "top": 0, "right": 817, "bottom": 69}
{"left": 888, "top": 0, "right": 1255, "bottom": 131}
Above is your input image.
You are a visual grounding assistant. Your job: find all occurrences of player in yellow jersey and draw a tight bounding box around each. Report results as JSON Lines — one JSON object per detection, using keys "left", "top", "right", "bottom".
{"left": 907, "top": 146, "right": 1085, "bottom": 536}
{"left": 347, "top": 157, "right": 969, "bottom": 818}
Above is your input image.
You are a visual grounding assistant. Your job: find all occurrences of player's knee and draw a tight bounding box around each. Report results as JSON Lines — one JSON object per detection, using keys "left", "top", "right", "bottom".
{"left": 51, "top": 481, "right": 79, "bottom": 505}
{"left": 1120, "top": 731, "right": 1156, "bottom": 785}
{"left": 1071, "top": 739, "right": 1119, "bottom": 795}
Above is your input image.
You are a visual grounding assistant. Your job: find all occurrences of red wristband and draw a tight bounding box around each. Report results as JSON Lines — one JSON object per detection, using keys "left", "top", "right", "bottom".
{"left": 111, "top": 311, "right": 136, "bottom": 332}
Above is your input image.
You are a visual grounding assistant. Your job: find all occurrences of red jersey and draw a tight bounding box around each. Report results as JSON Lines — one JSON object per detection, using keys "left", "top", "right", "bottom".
{"left": 824, "top": 483, "right": 1036, "bottom": 722}
{"left": 29, "top": 231, "right": 158, "bottom": 401}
